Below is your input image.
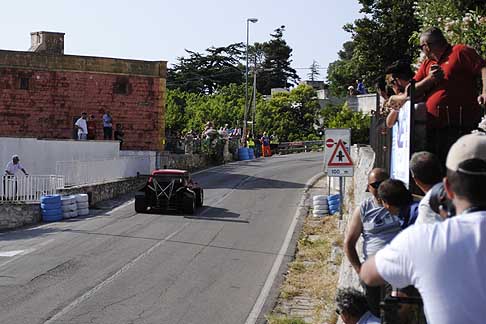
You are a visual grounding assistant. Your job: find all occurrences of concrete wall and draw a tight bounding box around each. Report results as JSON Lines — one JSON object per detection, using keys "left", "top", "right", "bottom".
{"left": 0, "top": 202, "right": 41, "bottom": 230}
{"left": 0, "top": 137, "right": 119, "bottom": 175}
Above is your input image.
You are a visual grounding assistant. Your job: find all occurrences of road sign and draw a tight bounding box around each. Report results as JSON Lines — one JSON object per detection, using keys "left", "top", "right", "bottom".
{"left": 324, "top": 128, "right": 352, "bottom": 175}
{"left": 327, "top": 139, "right": 354, "bottom": 176}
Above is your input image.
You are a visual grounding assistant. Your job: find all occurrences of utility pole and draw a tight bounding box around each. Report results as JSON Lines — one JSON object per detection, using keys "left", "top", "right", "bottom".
{"left": 244, "top": 18, "right": 258, "bottom": 144}
{"left": 251, "top": 59, "right": 257, "bottom": 136}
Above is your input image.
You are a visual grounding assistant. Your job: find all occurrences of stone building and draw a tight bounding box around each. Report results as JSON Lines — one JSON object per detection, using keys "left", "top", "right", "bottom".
{"left": 0, "top": 31, "right": 167, "bottom": 151}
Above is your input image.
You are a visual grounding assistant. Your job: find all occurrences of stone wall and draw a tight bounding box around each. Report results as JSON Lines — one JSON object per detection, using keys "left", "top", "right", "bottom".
{"left": 0, "top": 202, "right": 41, "bottom": 231}
{"left": 158, "top": 152, "right": 212, "bottom": 171}
{"left": 337, "top": 145, "right": 376, "bottom": 290}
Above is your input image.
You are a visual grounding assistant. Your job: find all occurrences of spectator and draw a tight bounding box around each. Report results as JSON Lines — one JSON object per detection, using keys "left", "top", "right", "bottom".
{"left": 103, "top": 111, "right": 113, "bottom": 140}
{"left": 360, "top": 132, "right": 486, "bottom": 324}
{"left": 344, "top": 168, "right": 400, "bottom": 316}
{"left": 335, "top": 288, "right": 380, "bottom": 324}
{"left": 254, "top": 135, "right": 261, "bottom": 158}
{"left": 409, "top": 151, "right": 443, "bottom": 224}
{"left": 377, "top": 179, "right": 419, "bottom": 229}
{"left": 389, "top": 27, "right": 486, "bottom": 163}
{"left": 75, "top": 112, "right": 88, "bottom": 140}
{"left": 356, "top": 79, "right": 367, "bottom": 95}
{"left": 261, "top": 132, "right": 271, "bottom": 157}
{"left": 4, "top": 155, "right": 28, "bottom": 176}
{"left": 114, "top": 123, "right": 124, "bottom": 149}
{"left": 384, "top": 61, "right": 415, "bottom": 128}
{"left": 87, "top": 114, "right": 97, "bottom": 140}
{"left": 348, "top": 85, "right": 356, "bottom": 96}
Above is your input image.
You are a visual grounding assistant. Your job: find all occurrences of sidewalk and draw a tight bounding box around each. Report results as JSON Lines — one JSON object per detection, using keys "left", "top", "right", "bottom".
{"left": 266, "top": 177, "right": 344, "bottom": 324}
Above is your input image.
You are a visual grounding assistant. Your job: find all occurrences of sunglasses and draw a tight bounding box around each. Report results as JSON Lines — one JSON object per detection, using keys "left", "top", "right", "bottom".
{"left": 335, "top": 308, "right": 341, "bottom": 315}
{"left": 368, "top": 180, "right": 383, "bottom": 189}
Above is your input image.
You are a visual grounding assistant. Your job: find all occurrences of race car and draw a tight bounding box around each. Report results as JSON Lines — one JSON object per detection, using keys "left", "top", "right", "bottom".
{"left": 135, "top": 169, "right": 203, "bottom": 215}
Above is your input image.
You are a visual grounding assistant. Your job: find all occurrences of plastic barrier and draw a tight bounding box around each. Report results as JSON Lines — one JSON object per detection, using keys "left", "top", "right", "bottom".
{"left": 40, "top": 194, "right": 63, "bottom": 222}
{"left": 238, "top": 147, "right": 250, "bottom": 161}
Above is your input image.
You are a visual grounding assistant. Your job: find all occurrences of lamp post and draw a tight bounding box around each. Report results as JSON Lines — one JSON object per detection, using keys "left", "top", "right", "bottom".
{"left": 243, "top": 17, "right": 258, "bottom": 143}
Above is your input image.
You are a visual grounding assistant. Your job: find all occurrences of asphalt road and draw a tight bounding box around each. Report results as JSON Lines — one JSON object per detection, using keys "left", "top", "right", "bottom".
{"left": 0, "top": 152, "right": 324, "bottom": 324}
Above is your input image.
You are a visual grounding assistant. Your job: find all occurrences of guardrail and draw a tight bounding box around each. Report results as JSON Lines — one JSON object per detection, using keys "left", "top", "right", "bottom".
{"left": 0, "top": 175, "right": 65, "bottom": 203}
{"left": 56, "top": 156, "right": 151, "bottom": 187}
{"left": 277, "top": 140, "right": 325, "bottom": 154}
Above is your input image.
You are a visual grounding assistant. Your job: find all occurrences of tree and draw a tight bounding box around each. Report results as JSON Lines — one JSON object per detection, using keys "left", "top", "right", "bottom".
{"left": 167, "top": 43, "right": 245, "bottom": 94}
{"left": 308, "top": 60, "right": 321, "bottom": 81}
{"left": 327, "top": 0, "right": 419, "bottom": 97}
{"left": 255, "top": 26, "right": 300, "bottom": 95}
{"left": 256, "top": 84, "right": 320, "bottom": 141}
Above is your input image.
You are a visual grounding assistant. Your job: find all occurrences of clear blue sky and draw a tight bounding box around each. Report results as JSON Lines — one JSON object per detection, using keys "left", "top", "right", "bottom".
{"left": 0, "top": 0, "right": 362, "bottom": 81}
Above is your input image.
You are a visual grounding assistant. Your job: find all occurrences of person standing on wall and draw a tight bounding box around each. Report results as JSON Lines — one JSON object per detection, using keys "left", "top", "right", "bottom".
{"left": 114, "top": 123, "right": 124, "bottom": 149}
{"left": 75, "top": 112, "right": 88, "bottom": 140}
{"left": 87, "top": 114, "right": 97, "bottom": 140}
{"left": 103, "top": 111, "right": 113, "bottom": 140}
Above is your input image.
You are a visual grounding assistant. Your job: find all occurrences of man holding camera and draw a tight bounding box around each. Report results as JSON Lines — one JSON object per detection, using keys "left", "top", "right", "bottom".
{"left": 360, "top": 132, "right": 486, "bottom": 323}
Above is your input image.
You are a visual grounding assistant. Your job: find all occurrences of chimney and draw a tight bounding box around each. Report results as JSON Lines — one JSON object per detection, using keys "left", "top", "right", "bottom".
{"left": 29, "top": 31, "right": 65, "bottom": 55}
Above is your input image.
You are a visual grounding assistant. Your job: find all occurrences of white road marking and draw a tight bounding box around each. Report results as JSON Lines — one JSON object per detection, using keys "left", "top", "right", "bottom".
{"left": 244, "top": 172, "right": 325, "bottom": 324}
{"left": 0, "top": 239, "right": 54, "bottom": 269}
{"left": 0, "top": 250, "right": 25, "bottom": 257}
{"left": 43, "top": 222, "right": 190, "bottom": 324}
{"left": 105, "top": 198, "right": 134, "bottom": 215}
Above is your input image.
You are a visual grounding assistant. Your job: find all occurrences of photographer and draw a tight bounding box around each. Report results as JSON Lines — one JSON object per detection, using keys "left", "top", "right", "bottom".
{"left": 360, "top": 132, "right": 486, "bottom": 324}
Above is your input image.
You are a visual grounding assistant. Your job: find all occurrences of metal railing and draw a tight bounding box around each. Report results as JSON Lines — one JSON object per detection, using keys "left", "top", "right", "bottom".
{"left": 56, "top": 156, "right": 151, "bottom": 187}
{"left": 0, "top": 175, "right": 65, "bottom": 203}
{"left": 369, "top": 110, "right": 392, "bottom": 171}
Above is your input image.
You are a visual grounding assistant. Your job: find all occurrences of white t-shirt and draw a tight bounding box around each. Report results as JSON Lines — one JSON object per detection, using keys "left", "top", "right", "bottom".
{"left": 415, "top": 189, "right": 443, "bottom": 224}
{"left": 375, "top": 212, "right": 486, "bottom": 324}
{"left": 5, "top": 161, "right": 24, "bottom": 175}
{"left": 75, "top": 118, "right": 88, "bottom": 136}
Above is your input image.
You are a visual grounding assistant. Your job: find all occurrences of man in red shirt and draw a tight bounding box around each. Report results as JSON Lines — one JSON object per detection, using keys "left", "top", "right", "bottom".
{"left": 416, "top": 27, "right": 486, "bottom": 162}
{"left": 389, "top": 27, "right": 486, "bottom": 163}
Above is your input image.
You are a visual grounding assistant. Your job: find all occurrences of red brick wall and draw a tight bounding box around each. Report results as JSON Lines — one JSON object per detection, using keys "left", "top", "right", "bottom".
{"left": 0, "top": 68, "right": 163, "bottom": 151}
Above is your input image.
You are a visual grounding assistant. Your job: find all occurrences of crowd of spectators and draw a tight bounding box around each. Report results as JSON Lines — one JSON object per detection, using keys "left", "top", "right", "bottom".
{"left": 338, "top": 26, "right": 486, "bottom": 324}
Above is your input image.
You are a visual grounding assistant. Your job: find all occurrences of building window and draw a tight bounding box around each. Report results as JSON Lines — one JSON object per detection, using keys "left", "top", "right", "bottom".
{"left": 114, "top": 78, "right": 129, "bottom": 95}
{"left": 19, "top": 77, "right": 30, "bottom": 90}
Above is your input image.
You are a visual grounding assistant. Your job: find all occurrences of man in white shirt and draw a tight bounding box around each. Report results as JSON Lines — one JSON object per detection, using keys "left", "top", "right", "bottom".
{"left": 75, "top": 112, "right": 88, "bottom": 140}
{"left": 360, "top": 132, "right": 486, "bottom": 324}
{"left": 335, "top": 288, "right": 380, "bottom": 324}
{"left": 4, "top": 155, "right": 28, "bottom": 176}
{"left": 409, "top": 151, "right": 443, "bottom": 224}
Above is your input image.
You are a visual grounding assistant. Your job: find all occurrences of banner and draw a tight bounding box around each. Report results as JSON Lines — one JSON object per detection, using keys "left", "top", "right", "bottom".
{"left": 390, "top": 101, "right": 410, "bottom": 187}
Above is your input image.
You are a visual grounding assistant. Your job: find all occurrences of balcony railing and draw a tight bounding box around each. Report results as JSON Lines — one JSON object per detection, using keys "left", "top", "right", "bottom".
{"left": 0, "top": 175, "right": 65, "bottom": 203}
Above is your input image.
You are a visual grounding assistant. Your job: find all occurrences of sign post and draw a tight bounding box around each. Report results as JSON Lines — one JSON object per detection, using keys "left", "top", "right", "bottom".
{"left": 324, "top": 129, "right": 353, "bottom": 219}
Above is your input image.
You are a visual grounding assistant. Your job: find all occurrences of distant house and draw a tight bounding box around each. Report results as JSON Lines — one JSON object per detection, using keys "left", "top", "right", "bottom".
{"left": 0, "top": 31, "right": 167, "bottom": 151}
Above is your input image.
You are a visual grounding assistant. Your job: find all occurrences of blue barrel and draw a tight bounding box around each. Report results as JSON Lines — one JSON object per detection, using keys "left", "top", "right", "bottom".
{"left": 41, "top": 194, "right": 63, "bottom": 222}
{"left": 238, "top": 147, "right": 250, "bottom": 160}
{"left": 248, "top": 148, "right": 255, "bottom": 159}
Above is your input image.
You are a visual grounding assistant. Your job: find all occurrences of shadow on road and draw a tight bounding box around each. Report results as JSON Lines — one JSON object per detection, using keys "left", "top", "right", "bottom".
{"left": 186, "top": 206, "right": 248, "bottom": 223}
{"left": 200, "top": 172, "right": 305, "bottom": 190}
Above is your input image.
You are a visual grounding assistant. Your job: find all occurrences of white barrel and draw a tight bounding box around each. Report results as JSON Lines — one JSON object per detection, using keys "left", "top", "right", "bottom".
{"left": 75, "top": 194, "right": 89, "bottom": 203}
{"left": 76, "top": 201, "right": 89, "bottom": 209}
{"left": 77, "top": 208, "right": 89, "bottom": 216}
{"left": 62, "top": 203, "right": 77, "bottom": 212}
{"left": 313, "top": 195, "right": 328, "bottom": 203}
{"left": 61, "top": 195, "right": 76, "bottom": 205}
{"left": 63, "top": 210, "right": 78, "bottom": 219}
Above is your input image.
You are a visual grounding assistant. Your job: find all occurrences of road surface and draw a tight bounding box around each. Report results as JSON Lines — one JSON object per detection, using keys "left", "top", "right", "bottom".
{"left": 0, "top": 152, "right": 324, "bottom": 324}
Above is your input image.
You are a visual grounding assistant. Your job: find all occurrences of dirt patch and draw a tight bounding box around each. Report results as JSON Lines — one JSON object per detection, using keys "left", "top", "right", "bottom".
{"left": 267, "top": 213, "right": 343, "bottom": 324}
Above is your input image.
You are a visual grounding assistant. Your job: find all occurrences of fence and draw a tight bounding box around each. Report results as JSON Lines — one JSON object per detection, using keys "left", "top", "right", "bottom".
{"left": 0, "top": 175, "right": 65, "bottom": 203}
{"left": 56, "top": 156, "right": 151, "bottom": 187}
{"left": 369, "top": 110, "right": 392, "bottom": 171}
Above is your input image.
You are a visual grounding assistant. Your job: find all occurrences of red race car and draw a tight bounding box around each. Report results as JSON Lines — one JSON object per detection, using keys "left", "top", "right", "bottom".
{"left": 135, "top": 169, "right": 203, "bottom": 215}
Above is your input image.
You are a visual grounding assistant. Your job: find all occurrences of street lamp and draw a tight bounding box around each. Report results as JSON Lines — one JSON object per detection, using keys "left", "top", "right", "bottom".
{"left": 243, "top": 17, "right": 258, "bottom": 142}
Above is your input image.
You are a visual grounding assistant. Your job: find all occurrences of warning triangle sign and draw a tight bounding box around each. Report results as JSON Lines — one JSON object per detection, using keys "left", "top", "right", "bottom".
{"left": 328, "top": 140, "right": 353, "bottom": 167}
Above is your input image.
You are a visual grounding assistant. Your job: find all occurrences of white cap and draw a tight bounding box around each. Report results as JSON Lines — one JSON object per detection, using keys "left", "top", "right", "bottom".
{"left": 446, "top": 132, "right": 486, "bottom": 174}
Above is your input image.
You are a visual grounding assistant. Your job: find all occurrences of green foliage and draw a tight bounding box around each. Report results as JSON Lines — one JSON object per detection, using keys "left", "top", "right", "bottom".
{"left": 320, "top": 103, "right": 371, "bottom": 144}
{"left": 254, "top": 26, "right": 300, "bottom": 95}
{"left": 256, "top": 85, "right": 320, "bottom": 142}
{"left": 167, "top": 43, "right": 245, "bottom": 94}
{"left": 327, "top": 0, "right": 419, "bottom": 97}
{"left": 165, "top": 84, "right": 245, "bottom": 135}
{"left": 413, "top": 0, "right": 486, "bottom": 57}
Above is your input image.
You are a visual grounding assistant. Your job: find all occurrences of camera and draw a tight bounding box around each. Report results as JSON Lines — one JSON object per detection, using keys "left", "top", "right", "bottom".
{"left": 428, "top": 182, "right": 456, "bottom": 218}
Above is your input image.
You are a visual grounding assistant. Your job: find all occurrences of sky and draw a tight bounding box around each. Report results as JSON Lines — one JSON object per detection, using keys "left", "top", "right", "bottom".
{"left": 0, "top": 0, "right": 363, "bottom": 81}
